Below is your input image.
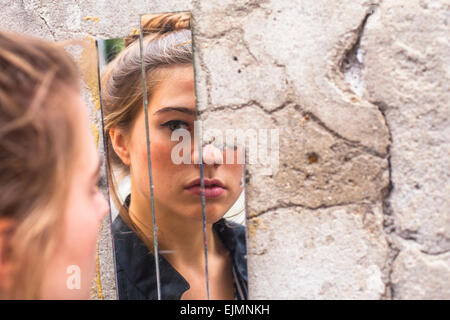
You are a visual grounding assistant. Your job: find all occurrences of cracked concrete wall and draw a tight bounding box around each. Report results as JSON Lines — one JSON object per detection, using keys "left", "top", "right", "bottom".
{"left": 361, "top": 0, "right": 450, "bottom": 299}
{"left": 1, "top": 0, "right": 448, "bottom": 299}
{"left": 193, "top": 0, "right": 449, "bottom": 300}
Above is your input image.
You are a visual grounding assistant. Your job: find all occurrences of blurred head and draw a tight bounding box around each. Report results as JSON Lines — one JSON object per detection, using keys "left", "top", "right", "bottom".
{"left": 101, "top": 13, "right": 243, "bottom": 225}
{"left": 0, "top": 31, "right": 108, "bottom": 299}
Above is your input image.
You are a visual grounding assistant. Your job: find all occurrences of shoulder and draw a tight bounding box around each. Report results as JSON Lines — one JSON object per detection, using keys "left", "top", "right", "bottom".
{"left": 112, "top": 215, "right": 158, "bottom": 299}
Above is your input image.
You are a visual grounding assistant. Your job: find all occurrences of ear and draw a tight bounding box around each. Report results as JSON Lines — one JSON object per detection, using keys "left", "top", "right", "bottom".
{"left": 109, "top": 127, "right": 131, "bottom": 166}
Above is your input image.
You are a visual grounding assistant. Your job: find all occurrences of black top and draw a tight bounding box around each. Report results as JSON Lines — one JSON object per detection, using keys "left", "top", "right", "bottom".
{"left": 112, "top": 195, "right": 248, "bottom": 300}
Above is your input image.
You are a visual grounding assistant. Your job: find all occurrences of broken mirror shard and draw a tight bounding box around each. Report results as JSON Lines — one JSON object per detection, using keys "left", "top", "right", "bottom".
{"left": 97, "top": 11, "right": 248, "bottom": 300}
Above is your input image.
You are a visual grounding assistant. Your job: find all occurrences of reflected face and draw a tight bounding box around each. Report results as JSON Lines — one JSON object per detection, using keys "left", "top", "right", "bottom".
{"left": 127, "top": 65, "right": 243, "bottom": 223}
{"left": 40, "top": 91, "right": 109, "bottom": 299}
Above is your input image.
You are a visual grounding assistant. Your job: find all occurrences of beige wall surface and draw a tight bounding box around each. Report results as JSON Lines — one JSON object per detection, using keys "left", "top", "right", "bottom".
{"left": 1, "top": 0, "right": 448, "bottom": 299}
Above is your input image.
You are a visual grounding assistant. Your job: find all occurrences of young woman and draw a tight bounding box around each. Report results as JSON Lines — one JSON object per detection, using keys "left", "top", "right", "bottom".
{"left": 0, "top": 31, "right": 109, "bottom": 299}
{"left": 101, "top": 13, "right": 248, "bottom": 300}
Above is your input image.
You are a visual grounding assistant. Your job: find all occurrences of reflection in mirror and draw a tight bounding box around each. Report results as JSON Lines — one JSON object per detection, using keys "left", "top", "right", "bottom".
{"left": 98, "top": 11, "right": 248, "bottom": 300}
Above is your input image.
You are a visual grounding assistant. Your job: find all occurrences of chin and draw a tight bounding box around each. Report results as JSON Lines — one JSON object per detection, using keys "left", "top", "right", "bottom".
{"left": 181, "top": 205, "right": 226, "bottom": 224}
{"left": 205, "top": 204, "right": 229, "bottom": 223}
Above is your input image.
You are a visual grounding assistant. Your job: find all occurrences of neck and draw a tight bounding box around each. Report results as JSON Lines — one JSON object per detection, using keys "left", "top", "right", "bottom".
{"left": 127, "top": 183, "right": 220, "bottom": 266}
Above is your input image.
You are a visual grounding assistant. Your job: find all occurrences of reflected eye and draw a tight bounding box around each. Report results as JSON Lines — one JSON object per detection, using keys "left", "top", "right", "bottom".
{"left": 161, "top": 120, "right": 189, "bottom": 132}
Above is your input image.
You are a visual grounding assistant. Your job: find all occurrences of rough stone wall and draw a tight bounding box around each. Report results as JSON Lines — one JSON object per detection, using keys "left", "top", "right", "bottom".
{"left": 0, "top": 0, "right": 448, "bottom": 299}
{"left": 362, "top": 0, "right": 450, "bottom": 299}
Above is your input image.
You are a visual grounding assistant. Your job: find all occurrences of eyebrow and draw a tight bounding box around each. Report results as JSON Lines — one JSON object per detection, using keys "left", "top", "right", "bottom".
{"left": 153, "top": 106, "right": 196, "bottom": 116}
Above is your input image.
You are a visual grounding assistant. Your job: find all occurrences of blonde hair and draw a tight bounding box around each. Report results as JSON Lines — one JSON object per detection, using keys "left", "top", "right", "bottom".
{"left": 0, "top": 31, "right": 80, "bottom": 299}
{"left": 101, "top": 12, "right": 192, "bottom": 230}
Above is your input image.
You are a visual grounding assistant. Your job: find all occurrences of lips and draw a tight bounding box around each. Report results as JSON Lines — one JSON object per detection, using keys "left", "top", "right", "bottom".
{"left": 184, "top": 178, "right": 225, "bottom": 198}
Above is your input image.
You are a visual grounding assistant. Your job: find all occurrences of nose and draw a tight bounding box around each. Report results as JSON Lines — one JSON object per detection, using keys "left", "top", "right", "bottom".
{"left": 192, "top": 144, "right": 223, "bottom": 166}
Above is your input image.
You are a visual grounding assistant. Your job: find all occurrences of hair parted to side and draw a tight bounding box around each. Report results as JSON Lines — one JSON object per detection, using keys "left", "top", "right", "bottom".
{"left": 100, "top": 12, "right": 193, "bottom": 230}
{"left": 0, "top": 30, "right": 80, "bottom": 299}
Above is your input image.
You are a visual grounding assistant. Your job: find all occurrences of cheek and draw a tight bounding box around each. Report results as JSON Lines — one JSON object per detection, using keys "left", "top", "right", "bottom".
{"left": 151, "top": 141, "right": 186, "bottom": 197}
{"left": 132, "top": 137, "right": 181, "bottom": 196}
{"left": 42, "top": 189, "right": 106, "bottom": 298}
{"left": 62, "top": 194, "right": 103, "bottom": 263}
{"left": 130, "top": 128, "right": 174, "bottom": 172}
{"left": 60, "top": 178, "right": 108, "bottom": 264}
{"left": 151, "top": 140, "right": 175, "bottom": 170}
{"left": 223, "top": 164, "right": 244, "bottom": 199}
